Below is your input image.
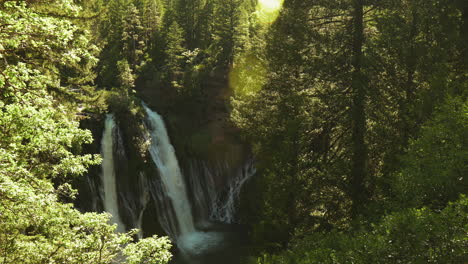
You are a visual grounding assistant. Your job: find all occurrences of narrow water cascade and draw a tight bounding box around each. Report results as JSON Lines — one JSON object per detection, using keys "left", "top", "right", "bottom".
{"left": 188, "top": 161, "right": 220, "bottom": 226}
{"left": 210, "top": 160, "right": 256, "bottom": 223}
{"left": 86, "top": 175, "right": 99, "bottom": 212}
{"left": 143, "top": 104, "right": 196, "bottom": 237}
{"left": 142, "top": 104, "right": 228, "bottom": 257}
{"left": 189, "top": 159, "right": 256, "bottom": 225}
{"left": 100, "top": 114, "right": 126, "bottom": 233}
{"left": 134, "top": 172, "right": 150, "bottom": 239}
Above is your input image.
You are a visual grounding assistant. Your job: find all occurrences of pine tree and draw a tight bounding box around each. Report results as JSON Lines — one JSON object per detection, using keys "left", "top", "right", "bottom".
{"left": 140, "top": 0, "right": 163, "bottom": 51}
{"left": 165, "top": 21, "right": 186, "bottom": 88}
{"left": 117, "top": 59, "right": 136, "bottom": 91}
{"left": 96, "top": 0, "right": 127, "bottom": 88}
{"left": 0, "top": 2, "right": 173, "bottom": 262}
{"left": 211, "top": 0, "right": 243, "bottom": 68}
{"left": 122, "top": 3, "right": 147, "bottom": 71}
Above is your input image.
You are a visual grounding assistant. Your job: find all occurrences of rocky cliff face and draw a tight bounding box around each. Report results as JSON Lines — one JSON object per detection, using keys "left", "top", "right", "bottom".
{"left": 74, "top": 115, "right": 105, "bottom": 213}
{"left": 136, "top": 70, "right": 253, "bottom": 236}
{"left": 75, "top": 69, "right": 252, "bottom": 238}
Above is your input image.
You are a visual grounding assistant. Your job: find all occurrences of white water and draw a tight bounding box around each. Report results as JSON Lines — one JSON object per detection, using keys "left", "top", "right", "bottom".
{"left": 86, "top": 176, "right": 98, "bottom": 212}
{"left": 210, "top": 160, "right": 256, "bottom": 223}
{"left": 101, "top": 114, "right": 126, "bottom": 233}
{"left": 189, "top": 159, "right": 256, "bottom": 224}
{"left": 135, "top": 172, "right": 150, "bottom": 239}
{"left": 143, "top": 105, "right": 196, "bottom": 236}
{"left": 143, "top": 104, "right": 231, "bottom": 256}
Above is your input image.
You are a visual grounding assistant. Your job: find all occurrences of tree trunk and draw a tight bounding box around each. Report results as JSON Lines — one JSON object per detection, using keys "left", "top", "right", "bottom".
{"left": 461, "top": 3, "right": 468, "bottom": 72}
{"left": 402, "top": 9, "right": 418, "bottom": 145}
{"left": 350, "top": 0, "right": 367, "bottom": 219}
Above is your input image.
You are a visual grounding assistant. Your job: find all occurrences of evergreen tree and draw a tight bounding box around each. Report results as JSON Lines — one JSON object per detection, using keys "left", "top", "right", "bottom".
{"left": 118, "top": 59, "right": 136, "bottom": 91}
{"left": 122, "top": 3, "right": 147, "bottom": 71}
{"left": 210, "top": 0, "right": 243, "bottom": 68}
{"left": 3, "top": 0, "right": 465, "bottom": 261}
{"left": 173, "top": 0, "right": 197, "bottom": 48}
{"left": 140, "top": 0, "right": 163, "bottom": 51}
{"left": 165, "top": 21, "right": 186, "bottom": 89}
{"left": 0, "top": 1, "right": 173, "bottom": 263}
{"left": 96, "top": 0, "right": 127, "bottom": 88}
{"left": 349, "top": 0, "right": 367, "bottom": 219}
{"left": 195, "top": 0, "right": 215, "bottom": 49}
{"left": 233, "top": 0, "right": 468, "bottom": 249}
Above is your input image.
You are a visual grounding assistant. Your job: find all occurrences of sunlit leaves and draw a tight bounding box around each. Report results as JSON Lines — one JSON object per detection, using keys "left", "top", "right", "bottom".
{"left": 258, "top": 196, "right": 468, "bottom": 264}
{"left": 123, "top": 235, "right": 173, "bottom": 264}
{"left": 0, "top": 170, "right": 131, "bottom": 264}
{"left": 394, "top": 97, "right": 468, "bottom": 208}
{"left": 1, "top": 2, "right": 77, "bottom": 59}
{"left": 0, "top": 1, "right": 171, "bottom": 263}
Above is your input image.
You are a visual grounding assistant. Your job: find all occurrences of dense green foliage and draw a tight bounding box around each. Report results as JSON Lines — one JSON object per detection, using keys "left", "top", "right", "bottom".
{"left": 0, "top": 1, "right": 171, "bottom": 263}
{"left": 232, "top": 0, "right": 467, "bottom": 262}
{"left": 394, "top": 97, "right": 467, "bottom": 209}
{"left": 1, "top": 0, "right": 466, "bottom": 263}
{"left": 256, "top": 196, "right": 467, "bottom": 264}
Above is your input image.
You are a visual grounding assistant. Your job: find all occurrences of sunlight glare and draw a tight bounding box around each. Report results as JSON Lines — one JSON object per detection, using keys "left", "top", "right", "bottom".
{"left": 256, "top": 0, "right": 283, "bottom": 24}
{"left": 259, "top": 0, "right": 282, "bottom": 11}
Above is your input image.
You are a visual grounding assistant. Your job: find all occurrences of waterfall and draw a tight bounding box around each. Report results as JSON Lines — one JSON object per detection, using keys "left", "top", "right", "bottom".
{"left": 143, "top": 104, "right": 195, "bottom": 238}
{"left": 133, "top": 172, "right": 150, "bottom": 239}
{"left": 100, "top": 114, "right": 126, "bottom": 233}
{"left": 92, "top": 105, "right": 255, "bottom": 252}
{"left": 86, "top": 175, "right": 99, "bottom": 212}
{"left": 210, "top": 160, "right": 256, "bottom": 223}
{"left": 143, "top": 104, "right": 226, "bottom": 256}
{"left": 189, "top": 159, "right": 256, "bottom": 224}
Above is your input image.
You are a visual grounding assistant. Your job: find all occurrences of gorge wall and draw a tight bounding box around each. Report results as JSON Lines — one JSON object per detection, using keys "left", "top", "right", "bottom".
{"left": 75, "top": 91, "right": 252, "bottom": 242}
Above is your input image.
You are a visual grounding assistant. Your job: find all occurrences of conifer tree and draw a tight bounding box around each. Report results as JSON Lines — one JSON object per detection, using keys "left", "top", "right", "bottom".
{"left": 0, "top": 1, "right": 173, "bottom": 262}
{"left": 211, "top": 0, "right": 243, "bottom": 68}
{"left": 122, "top": 3, "right": 147, "bottom": 71}
{"left": 141, "top": 0, "right": 163, "bottom": 51}
{"left": 165, "top": 21, "right": 186, "bottom": 88}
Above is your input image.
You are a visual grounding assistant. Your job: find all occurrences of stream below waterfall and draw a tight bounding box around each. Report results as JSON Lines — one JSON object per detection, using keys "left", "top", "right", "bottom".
{"left": 97, "top": 104, "right": 255, "bottom": 264}
{"left": 143, "top": 104, "right": 251, "bottom": 264}
{"left": 170, "top": 223, "right": 248, "bottom": 264}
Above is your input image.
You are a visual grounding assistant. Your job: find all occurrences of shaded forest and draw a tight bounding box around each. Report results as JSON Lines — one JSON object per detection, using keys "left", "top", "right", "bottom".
{"left": 0, "top": 0, "right": 466, "bottom": 263}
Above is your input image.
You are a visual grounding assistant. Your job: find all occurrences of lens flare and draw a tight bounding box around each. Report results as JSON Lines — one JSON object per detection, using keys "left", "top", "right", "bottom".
{"left": 229, "top": 0, "right": 283, "bottom": 97}
{"left": 257, "top": 0, "right": 283, "bottom": 24}
{"left": 258, "top": 0, "right": 282, "bottom": 11}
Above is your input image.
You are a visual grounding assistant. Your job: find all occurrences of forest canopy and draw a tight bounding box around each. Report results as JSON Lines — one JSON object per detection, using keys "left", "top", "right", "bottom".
{"left": 0, "top": 1, "right": 171, "bottom": 263}
{"left": 0, "top": 0, "right": 466, "bottom": 263}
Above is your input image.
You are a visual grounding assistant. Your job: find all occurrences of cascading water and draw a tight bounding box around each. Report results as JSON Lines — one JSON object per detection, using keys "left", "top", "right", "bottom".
{"left": 189, "top": 159, "right": 256, "bottom": 225}
{"left": 86, "top": 176, "right": 99, "bottom": 212}
{"left": 135, "top": 172, "right": 150, "bottom": 238}
{"left": 82, "top": 104, "right": 256, "bottom": 263}
{"left": 143, "top": 104, "right": 225, "bottom": 256}
{"left": 210, "top": 160, "right": 256, "bottom": 223}
{"left": 100, "top": 114, "right": 126, "bottom": 233}
{"left": 143, "top": 104, "right": 195, "bottom": 236}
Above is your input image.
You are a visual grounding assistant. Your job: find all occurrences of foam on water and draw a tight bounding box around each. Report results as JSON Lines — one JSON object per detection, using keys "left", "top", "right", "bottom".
{"left": 178, "top": 231, "right": 226, "bottom": 256}
{"left": 101, "top": 114, "right": 126, "bottom": 233}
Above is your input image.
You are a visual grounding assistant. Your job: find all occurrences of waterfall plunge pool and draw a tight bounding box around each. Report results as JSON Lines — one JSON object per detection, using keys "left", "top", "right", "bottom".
{"left": 143, "top": 103, "right": 251, "bottom": 264}
{"left": 94, "top": 106, "right": 253, "bottom": 264}
{"left": 172, "top": 222, "right": 249, "bottom": 264}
